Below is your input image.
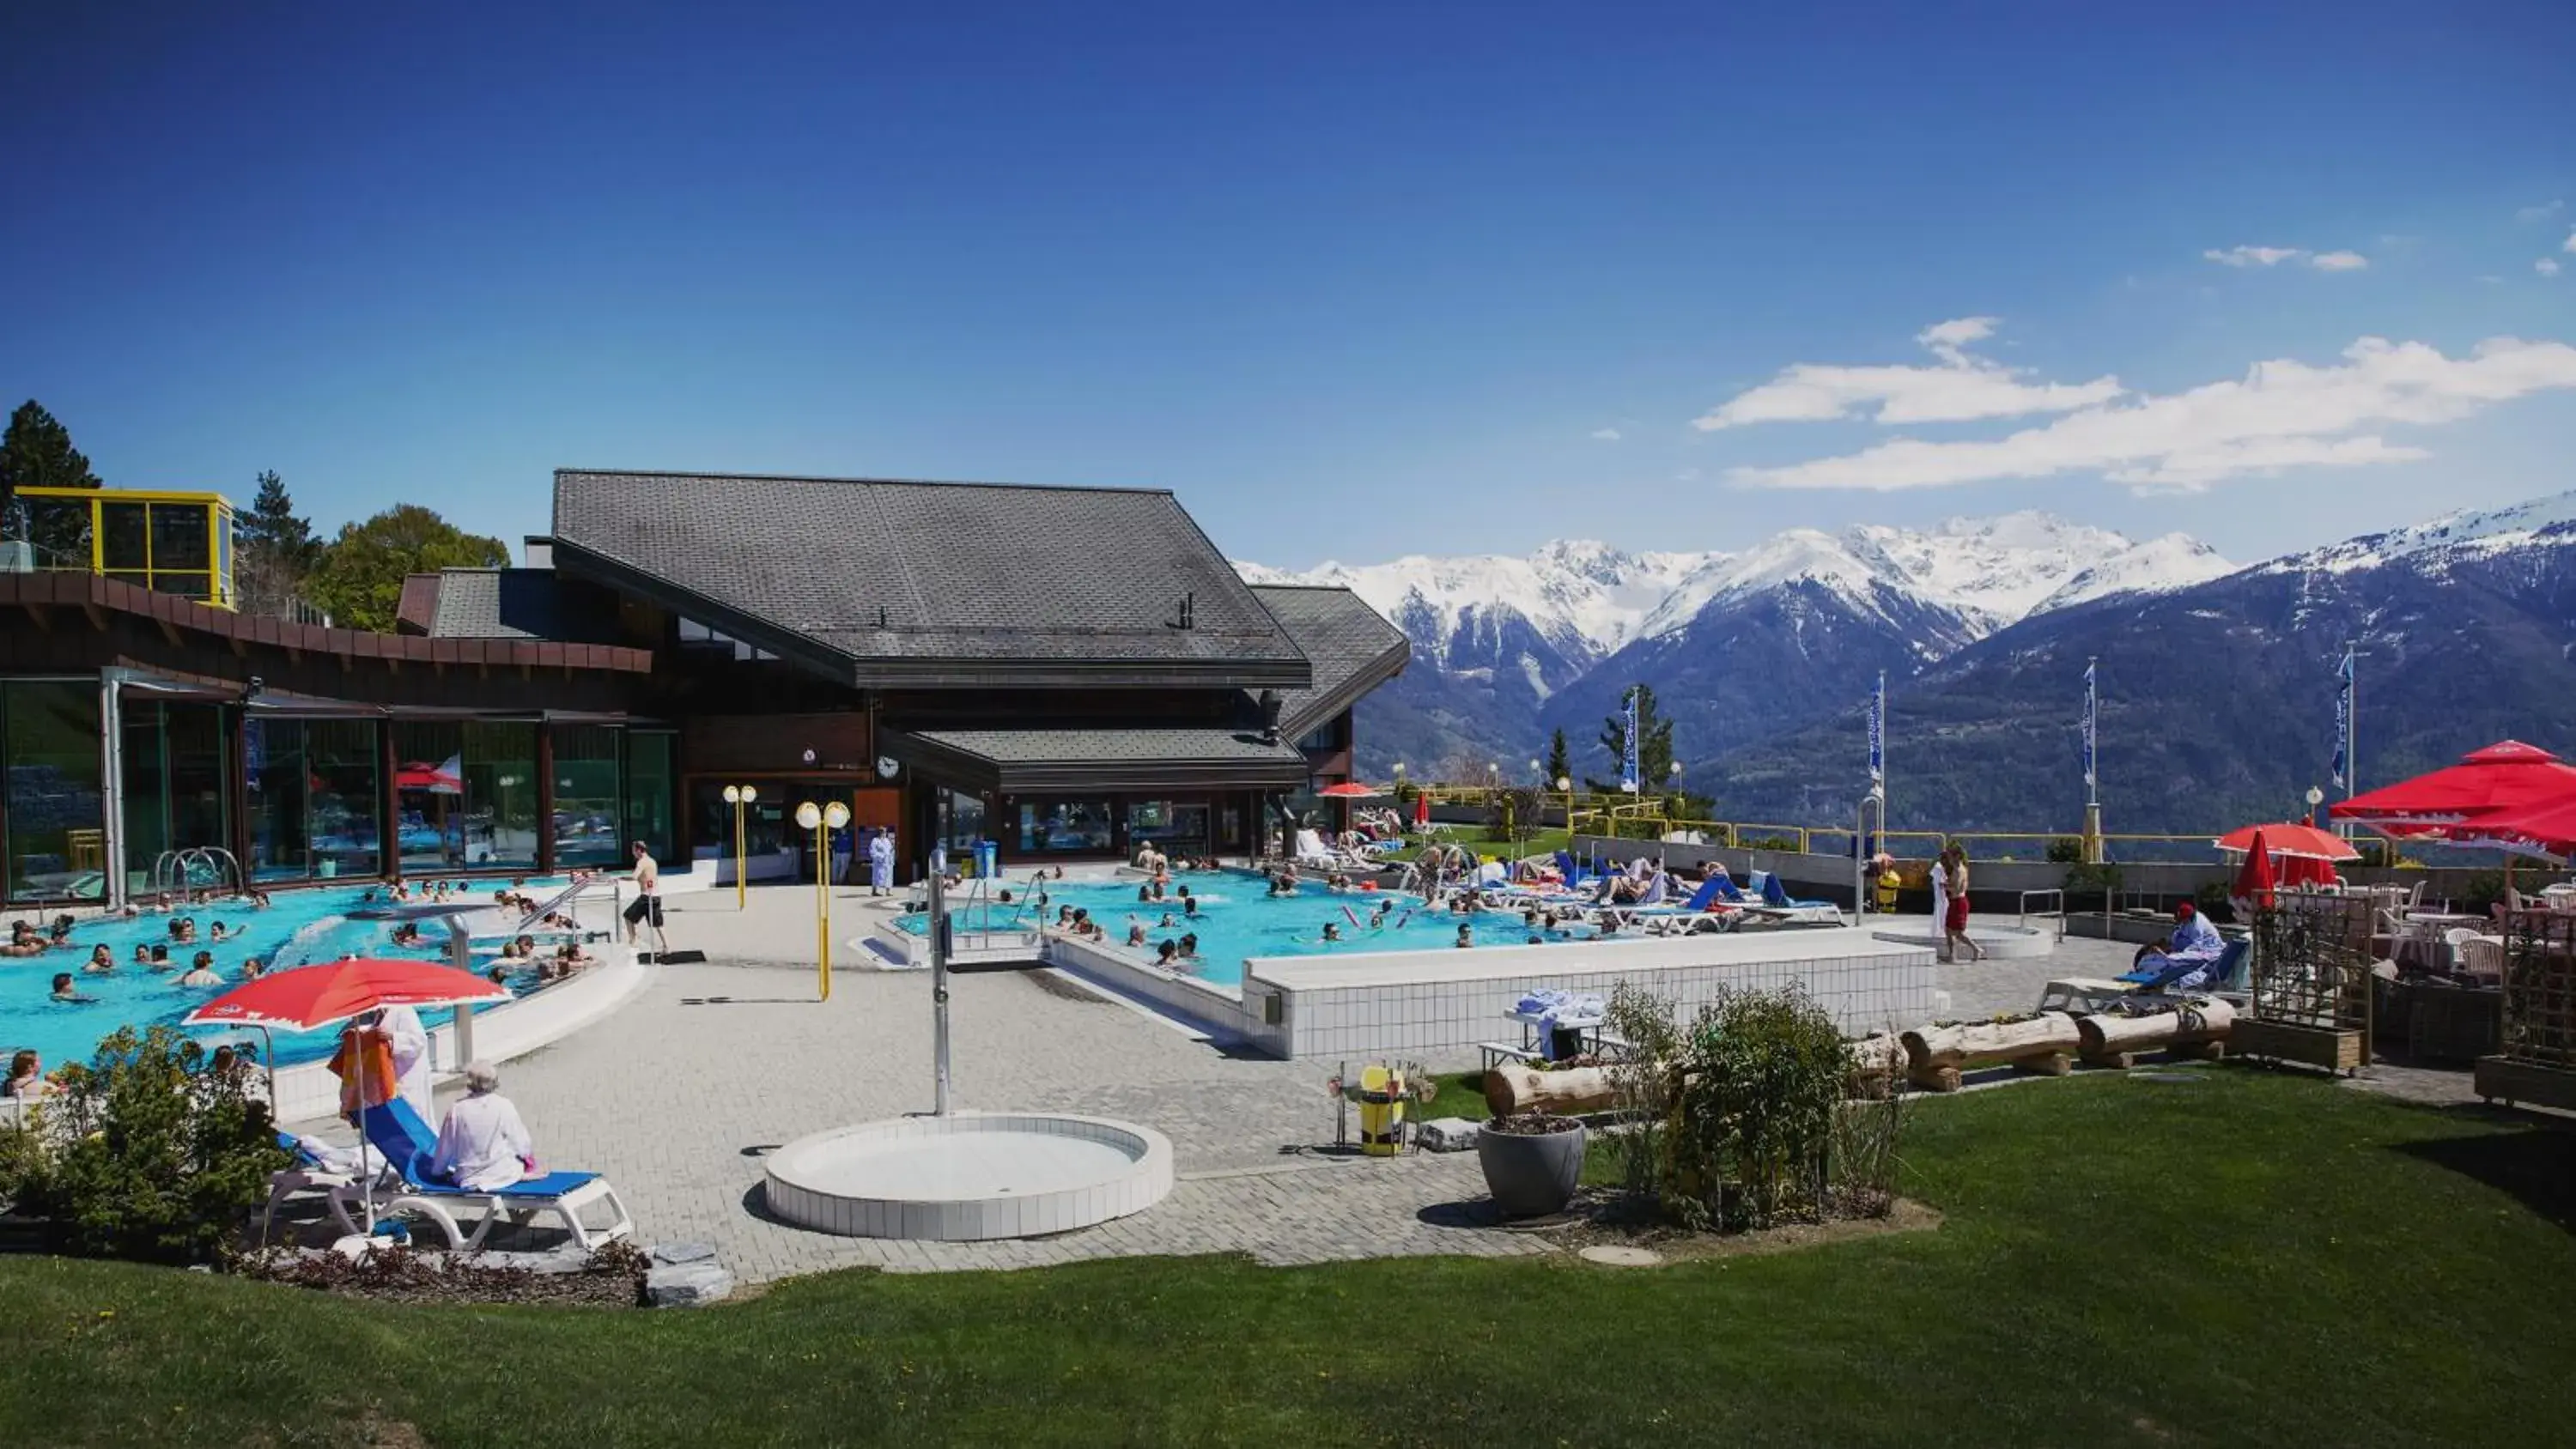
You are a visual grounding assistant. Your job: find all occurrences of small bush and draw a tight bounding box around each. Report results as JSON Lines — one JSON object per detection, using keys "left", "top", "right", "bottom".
{"left": 1601, "top": 980, "right": 1683, "bottom": 1204}
{"left": 2045, "top": 836, "right": 2085, "bottom": 864}
{"left": 1664, "top": 987, "right": 1850, "bottom": 1231}
{"left": 16, "top": 1025, "right": 289, "bottom": 1264}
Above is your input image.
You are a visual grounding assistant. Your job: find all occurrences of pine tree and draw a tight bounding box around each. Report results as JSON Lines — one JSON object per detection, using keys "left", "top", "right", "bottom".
{"left": 1589, "top": 683, "right": 1677, "bottom": 795}
{"left": 1545, "top": 727, "right": 1571, "bottom": 788}
{"left": 1, "top": 400, "right": 103, "bottom": 553}
{"left": 233, "top": 470, "right": 323, "bottom": 615}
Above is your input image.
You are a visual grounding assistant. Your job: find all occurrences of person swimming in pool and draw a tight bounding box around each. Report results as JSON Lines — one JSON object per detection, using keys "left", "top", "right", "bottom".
{"left": 175, "top": 952, "right": 222, "bottom": 987}
{"left": 1455, "top": 923, "right": 1473, "bottom": 949}
{"left": 1321, "top": 921, "right": 1343, "bottom": 943}
{"left": 1178, "top": 932, "right": 1200, "bottom": 960}
{"left": 1155, "top": 939, "right": 1182, "bottom": 968}
{"left": 51, "top": 973, "right": 96, "bottom": 1003}
{"left": 82, "top": 944, "right": 113, "bottom": 975}
{"left": 1127, "top": 921, "right": 1148, "bottom": 947}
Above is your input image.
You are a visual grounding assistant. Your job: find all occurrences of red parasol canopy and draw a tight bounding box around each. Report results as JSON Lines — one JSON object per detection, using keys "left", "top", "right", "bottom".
{"left": 2233, "top": 827, "right": 2278, "bottom": 911}
{"left": 2215, "top": 822, "right": 2361, "bottom": 862}
{"left": 2330, "top": 740, "right": 2576, "bottom": 849}
{"left": 182, "top": 957, "right": 507, "bottom": 1032}
{"left": 1413, "top": 791, "right": 1431, "bottom": 828}
{"left": 2440, "top": 794, "right": 2576, "bottom": 864}
{"left": 1316, "top": 782, "right": 1383, "bottom": 799}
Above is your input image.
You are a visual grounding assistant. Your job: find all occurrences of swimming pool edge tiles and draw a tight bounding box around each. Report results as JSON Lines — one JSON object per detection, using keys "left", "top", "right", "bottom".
{"left": 1042, "top": 927, "right": 1935, "bottom": 1062}
{"left": 1249, "top": 930, "right": 1937, "bottom": 1059}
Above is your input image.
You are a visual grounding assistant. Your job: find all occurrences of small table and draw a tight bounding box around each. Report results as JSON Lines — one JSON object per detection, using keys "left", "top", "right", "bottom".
{"left": 1497, "top": 1009, "right": 1627, "bottom": 1066}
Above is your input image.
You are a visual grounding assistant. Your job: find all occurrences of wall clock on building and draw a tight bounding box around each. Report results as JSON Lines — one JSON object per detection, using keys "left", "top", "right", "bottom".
{"left": 876, "top": 756, "right": 900, "bottom": 779}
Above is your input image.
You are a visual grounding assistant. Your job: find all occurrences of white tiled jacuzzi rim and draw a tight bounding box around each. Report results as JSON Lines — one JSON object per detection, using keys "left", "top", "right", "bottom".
{"left": 762, "top": 1110, "right": 1176, "bottom": 1242}
{"left": 1047, "top": 923, "right": 1936, "bottom": 1061}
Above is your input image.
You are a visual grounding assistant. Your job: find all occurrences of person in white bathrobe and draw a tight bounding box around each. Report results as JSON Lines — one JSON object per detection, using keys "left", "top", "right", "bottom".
{"left": 365, "top": 1003, "right": 434, "bottom": 1124}
{"left": 430, "top": 1060, "right": 532, "bottom": 1191}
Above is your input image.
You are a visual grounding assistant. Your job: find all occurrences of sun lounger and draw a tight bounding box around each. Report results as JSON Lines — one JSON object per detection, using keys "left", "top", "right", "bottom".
{"left": 264, "top": 1131, "right": 367, "bottom": 1233}
{"left": 339, "top": 1099, "right": 635, "bottom": 1252}
{"left": 1591, "top": 875, "right": 1729, "bottom": 931}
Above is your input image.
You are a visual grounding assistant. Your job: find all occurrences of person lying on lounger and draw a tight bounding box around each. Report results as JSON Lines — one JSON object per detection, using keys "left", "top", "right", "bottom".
{"left": 2129, "top": 902, "right": 2227, "bottom": 987}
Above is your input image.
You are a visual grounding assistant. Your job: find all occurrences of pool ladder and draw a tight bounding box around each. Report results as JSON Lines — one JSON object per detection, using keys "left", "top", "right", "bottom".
{"left": 149, "top": 846, "right": 246, "bottom": 899}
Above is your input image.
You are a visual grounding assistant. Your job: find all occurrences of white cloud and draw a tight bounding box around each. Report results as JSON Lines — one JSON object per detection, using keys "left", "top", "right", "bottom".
{"left": 1672, "top": 467, "right": 1703, "bottom": 482}
{"left": 2518, "top": 200, "right": 2566, "bottom": 223}
{"left": 1589, "top": 427, "right": 1623, "bottom": 441}
{"left": 2564, "top": 228, "right": 2576, "bottom": 254}
{"left": 2203, "top": 246, "right": 2305, "bottom": 268}
{"left": 2202, "top": 245, "right": 2367, "bottom": 272}
{"left": 2542, "top": 258, "right": 2564, "bottom": 278}
{"left": 1690, "top": 318, "right": 2122, "bottom": 431}
{"left": 1728, "top": 335, "right": 2576, "bottom": 494}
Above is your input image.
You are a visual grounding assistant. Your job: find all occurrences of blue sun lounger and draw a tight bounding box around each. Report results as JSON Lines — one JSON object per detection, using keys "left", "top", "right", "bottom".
{"left": 341, "top": 1098, "right": 635, "bottom": 1252}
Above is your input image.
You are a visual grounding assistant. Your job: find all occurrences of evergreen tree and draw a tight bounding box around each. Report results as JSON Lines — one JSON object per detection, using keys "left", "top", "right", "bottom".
{"left": 303, "top": 504, "right": 509, "bottom": 632}
{"left": 232, "top": 471, "right": 324, "bottom": 616}
{"left": 1545, "top": 726, "right": 1571, "bottom": 788}
{"left": 1, "top": 400, "right": 103, "bottom": 556}
{"left": 1588, "top": 683, "right": 1677, "bottom": 795}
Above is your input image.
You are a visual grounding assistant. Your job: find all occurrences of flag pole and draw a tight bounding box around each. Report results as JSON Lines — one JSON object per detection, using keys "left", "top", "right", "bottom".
{"left": 2081, "top": 657, "right": 2104, "bottom": 864}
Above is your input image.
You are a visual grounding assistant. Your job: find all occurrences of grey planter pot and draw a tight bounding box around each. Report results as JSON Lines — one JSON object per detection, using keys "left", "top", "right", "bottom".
{"left": 1477, "top": 1119, "right": 1587, "bottom": 1218}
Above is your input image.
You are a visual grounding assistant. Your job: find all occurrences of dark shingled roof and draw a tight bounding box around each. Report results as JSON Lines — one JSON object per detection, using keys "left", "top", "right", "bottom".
{"left": 881, "top": 725, "right": 1312, "bottom": 792}
{"left": 1248, "top": 584, "right": 1410, "bottom": 737}
{"left": 416, "top": 568, "right": 628, "bottom": 645}
{"left": 549, "top": 470, "right": 1313, "bottom": 690}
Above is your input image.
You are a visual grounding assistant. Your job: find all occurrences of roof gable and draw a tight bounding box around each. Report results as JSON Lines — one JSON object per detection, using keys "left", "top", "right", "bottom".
{"left": 1249, "top": 584, "right": 1410, "bottom": 737}
{"left": 550, "top": 470, "right": 1311, "bottom": 689}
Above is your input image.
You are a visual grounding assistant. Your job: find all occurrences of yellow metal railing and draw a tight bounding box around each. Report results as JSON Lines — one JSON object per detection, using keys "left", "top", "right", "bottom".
{"left": 1383, "top": 781, "right": 2353, "bottom": 864}
{"left": 4, "top": 485, "right": 236, "bottom": 609}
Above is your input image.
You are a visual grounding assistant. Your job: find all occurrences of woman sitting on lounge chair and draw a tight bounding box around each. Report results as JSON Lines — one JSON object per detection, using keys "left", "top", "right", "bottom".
{"left": 431, "top": 1060, "right": 534, "bottom": 1191}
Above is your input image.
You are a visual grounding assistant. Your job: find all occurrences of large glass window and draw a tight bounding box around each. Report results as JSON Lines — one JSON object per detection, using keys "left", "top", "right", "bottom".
{"left": 99, "top": 500, "right": 148, "bottom": 588}
{"left": 306, "top": 719, "right": 380, "bottom": 880}
{"left": 244, "top": 717, "right": 308, "bottom": 881}
{"left": 939, "top": 790, "right": 987, "bottom": 857}
{"left": 394, "top": 720, "right": 538, "bottom": 870}
{"left": 1127, "top": 799, "right": 1211, "bottom": 860}
{"left": 553, "top": 724, "right": 623, "bottom": 870}
{"left": 689, "top": 780, "right": 788, "bottom": 862}
{"left": 149, "top": 503, "right": 213, "bottom": 599}
{"left": 623, "top": 731, "right": 677, "bottom": 868}
{"left": 1016, "top": 798, "right": 1115, "bottom": 855}
{"left": 122, "top": 707, "right": 170, "bottom": 889}
{"left": 4, "top": 681, "right": 106, "bottom": 900}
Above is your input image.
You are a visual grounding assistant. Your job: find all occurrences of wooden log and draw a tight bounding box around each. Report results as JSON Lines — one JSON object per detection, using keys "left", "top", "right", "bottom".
{"left": 1846, "top": 1033, "right": 1907, "bottom": 1099}
{"left": 1484, "top": 1063, "right": 1617, "bottom": 1116}
{"left": 2075, "top": 998, "right": 2238, "bottom": 1067}
{"left": 1902, "top": 1013, "right": 2081, "bottom": 1073}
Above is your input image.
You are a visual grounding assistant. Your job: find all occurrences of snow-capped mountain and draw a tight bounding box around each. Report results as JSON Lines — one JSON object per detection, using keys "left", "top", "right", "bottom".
{"left": 1237, "top": 510, "right": 2233, "bottom": 778}
{"left": 1236, "top": 542, "right": 1716, "bottom": 672}
{"left": 1679, "top": 486, "right": 2576, "bottom": 832}
{"left": 1242, "top": 511, "right": 2232, "bottom": 664}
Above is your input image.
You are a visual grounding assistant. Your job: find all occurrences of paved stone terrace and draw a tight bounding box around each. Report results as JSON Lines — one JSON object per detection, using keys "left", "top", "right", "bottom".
{"left": 281, "top": 886, "right": 2256, "bottom": 1283}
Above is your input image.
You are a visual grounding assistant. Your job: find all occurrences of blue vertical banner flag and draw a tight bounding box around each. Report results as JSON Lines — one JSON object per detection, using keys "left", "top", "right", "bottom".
{"left": 1620, "top": 687, "right": 1641, "bottom": 794}
{"left": 1868, "top": 671, "right": 1885, "bottom": 787}
{"left": 2081, "top": 659, "right": 2099, "bottom": 798}
{"left": 2330, "top": 646, "right": 2354, "bottom": 789}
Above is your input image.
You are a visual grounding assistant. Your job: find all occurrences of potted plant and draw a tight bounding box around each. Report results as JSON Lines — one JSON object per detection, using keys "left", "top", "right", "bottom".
{"left": 1477, "top": 1111, "right": 1586, "bottom": 1217}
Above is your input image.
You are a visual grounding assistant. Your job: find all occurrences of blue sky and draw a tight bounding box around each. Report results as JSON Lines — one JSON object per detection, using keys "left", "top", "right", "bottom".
{"left": 3, "top": 2, "right": 2571, "bottom": 570}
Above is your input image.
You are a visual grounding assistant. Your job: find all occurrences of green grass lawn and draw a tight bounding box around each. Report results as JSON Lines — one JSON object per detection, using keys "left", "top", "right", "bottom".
{"left": 5, "top": 1069, "right": 2573, "bottom": 1446}
{"left": 1431, "top": 828, "right": 1571, "bottom": 859}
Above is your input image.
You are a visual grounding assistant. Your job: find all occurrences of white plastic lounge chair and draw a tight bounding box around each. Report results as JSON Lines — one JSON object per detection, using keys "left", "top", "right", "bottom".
{"left": 264, "top": 1131, "right": 364, "bottom": 1233}
{"left": 338, "top": 1100, "right": 635, "bottom": 1252}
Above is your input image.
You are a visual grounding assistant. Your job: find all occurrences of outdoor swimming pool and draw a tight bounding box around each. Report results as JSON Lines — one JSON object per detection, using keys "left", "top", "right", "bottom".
{"left": 896, "top": 870, "right": 1594, "bottom": 987}
{"left": 3, "top": 877, "right": 591, "bottom": 1073}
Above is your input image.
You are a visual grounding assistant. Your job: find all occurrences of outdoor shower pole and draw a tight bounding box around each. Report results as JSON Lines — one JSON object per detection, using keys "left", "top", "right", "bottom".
{"left": 931, "top": 867, "right": 954, "bottom": 1114}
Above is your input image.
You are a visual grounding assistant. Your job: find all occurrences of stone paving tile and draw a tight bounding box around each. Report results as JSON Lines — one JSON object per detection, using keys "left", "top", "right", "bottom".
{"left": 298, "top": 887, "right": 2149, "bottom": 1283}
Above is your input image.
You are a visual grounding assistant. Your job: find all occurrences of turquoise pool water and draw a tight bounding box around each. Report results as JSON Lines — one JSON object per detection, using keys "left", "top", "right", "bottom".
{"left": 900, "top": 870, "right": 1587, "bottom": 987}
{"left": 3, "top": 878, "right": 586, "bottom": 1074}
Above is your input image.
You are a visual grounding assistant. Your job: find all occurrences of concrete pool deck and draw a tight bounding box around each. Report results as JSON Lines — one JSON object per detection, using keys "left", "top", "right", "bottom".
{"left": 264, "top": 883, "right": 2147, "bottom": 1282}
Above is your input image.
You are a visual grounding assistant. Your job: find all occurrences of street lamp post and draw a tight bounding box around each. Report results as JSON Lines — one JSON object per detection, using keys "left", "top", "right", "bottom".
{"left": 795, "top": 799, "right": 850, "bottom": 1001}
{"left": 720, "top": 784, "right": 757, "bottom": 909}
{"left": 2305, "top": 785, "right": 2325, "bottom": 832}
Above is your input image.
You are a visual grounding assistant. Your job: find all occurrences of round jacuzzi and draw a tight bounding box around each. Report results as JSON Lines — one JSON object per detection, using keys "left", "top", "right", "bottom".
{"left": 1870, "top": 923, "right": 2057, "bottom": 959}
{"left": 763, "top": 1113, "right": 1174, "bottom": 1240}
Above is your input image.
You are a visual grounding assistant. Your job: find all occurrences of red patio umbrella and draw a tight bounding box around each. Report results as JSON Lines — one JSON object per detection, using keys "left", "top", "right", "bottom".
{"left": 1413, "top": 791, "right": 1431, "bottom": 828}
{"left": 2439, "top": 794, "right": 2576, "bottom": 864}
{"left": 2233, "top": 827, "right": 2278, "bottom": 911}
{"left": 2330, "top": 740, "right": 2576, "bottom": 848}
{"left": 2215, "top": 822, "right": 2361, "bottom": 862}
{"left": 187, "top": 958, "right": 509, "bottom": 1228}
{"left": 185, "top": 956, "right": 507, "bottom": 1032}
{"left": 1316, "top": 782, "right": 1383, "bottom": 799}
